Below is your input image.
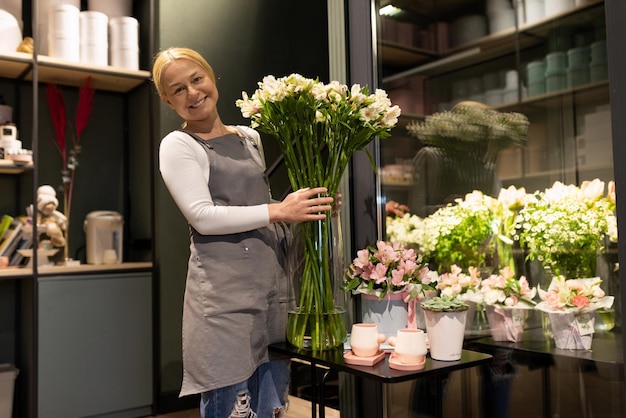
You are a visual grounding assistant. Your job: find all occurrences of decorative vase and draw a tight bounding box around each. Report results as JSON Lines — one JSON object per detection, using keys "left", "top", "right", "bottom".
{"left": 548, "top": 311, "right": 595, "bottom": 350}
{"left": 485, "top": 305, "right": 526, "bottom": 342}
{"left": 360, "top": 293, "right": 414, "bottom": 339}
{"left": 423, "top": 309, "right": 468, "bottom": 361}
{"left": 286, "top": 213, "right": 346, "bottom": 350}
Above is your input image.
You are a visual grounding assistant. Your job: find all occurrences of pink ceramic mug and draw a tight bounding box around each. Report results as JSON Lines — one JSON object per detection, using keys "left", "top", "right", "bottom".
{"left": 388, "top": 328, "right": 427, "bottom": 364}
{"left": 350, "top": 323, "right": 386, "bottom": 357}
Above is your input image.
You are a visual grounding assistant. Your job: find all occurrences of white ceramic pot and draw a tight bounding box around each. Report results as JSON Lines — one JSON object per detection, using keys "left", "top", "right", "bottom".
{"left": 423, "top": 309, "right": 467, "bottom": 361}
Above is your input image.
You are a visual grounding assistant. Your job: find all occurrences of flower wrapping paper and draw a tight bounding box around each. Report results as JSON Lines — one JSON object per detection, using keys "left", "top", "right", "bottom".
{"left": 485, "top": 305, "right": 528, "bottom": 342}
{"left": 548, "top": 312, "right": 595, "bottom": 350}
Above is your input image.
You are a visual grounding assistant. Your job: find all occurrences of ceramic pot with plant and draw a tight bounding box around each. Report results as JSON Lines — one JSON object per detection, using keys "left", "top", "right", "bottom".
{"left": 421, "top": 296, "right": 469, "bottom": 361}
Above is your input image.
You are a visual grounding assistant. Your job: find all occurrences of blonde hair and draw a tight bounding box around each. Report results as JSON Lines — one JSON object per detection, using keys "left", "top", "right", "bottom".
{"left": 152, "top": 47, "right": 216, "bottom": 97}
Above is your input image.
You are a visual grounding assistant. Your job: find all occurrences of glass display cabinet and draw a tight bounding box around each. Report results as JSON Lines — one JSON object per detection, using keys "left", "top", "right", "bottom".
{"left": 365, "top": 0, "right": 623, "bottom": 416}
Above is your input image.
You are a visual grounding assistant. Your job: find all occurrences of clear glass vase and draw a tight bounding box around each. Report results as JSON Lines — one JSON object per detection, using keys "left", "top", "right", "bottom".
{"left": 286, "top": 212, "right": 346, "bottom": 350}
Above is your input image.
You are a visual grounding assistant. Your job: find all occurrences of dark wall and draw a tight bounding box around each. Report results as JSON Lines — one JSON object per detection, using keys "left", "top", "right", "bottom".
{"left": 154, "top": 0, "right": 329, "bottom": 408}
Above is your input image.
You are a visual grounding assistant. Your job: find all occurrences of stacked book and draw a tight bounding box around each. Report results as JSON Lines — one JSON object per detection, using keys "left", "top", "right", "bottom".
{"left": 0, "top": 215, "right": 32, "bottom": 267}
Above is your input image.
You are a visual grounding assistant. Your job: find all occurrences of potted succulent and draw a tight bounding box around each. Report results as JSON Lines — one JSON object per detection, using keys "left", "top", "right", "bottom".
{"left": 420, "top": 295, "right": 469, "bottom": 361}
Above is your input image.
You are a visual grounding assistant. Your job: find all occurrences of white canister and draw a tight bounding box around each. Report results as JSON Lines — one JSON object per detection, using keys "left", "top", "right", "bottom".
{"left": 109, "top": 16, "right": 139, "bottom": 49}
{"left": 80, "top": 11, "right": 108, "bottom": 66}
{"left": 525, "top": 0, "right": 545, "bottom": 24}
{"left": 48, "top": 3, "right": 79, "bottom": 61}
{"left": 0, "top": 9, "right": 22, "bottom": 53}
{"left": 110, "top": 47, "right": 139, "bottom": 70}
{"left": 109, "top": 16, "right": 139, "bottom": 70}
{"left": 544, "top": 0, "right": 575, "bottom": 17}
{"left": 0, "top": 123, "right": 17, "bottom": 141}
{"left": 37, "top": 0, "right": 80, "bottom": 55}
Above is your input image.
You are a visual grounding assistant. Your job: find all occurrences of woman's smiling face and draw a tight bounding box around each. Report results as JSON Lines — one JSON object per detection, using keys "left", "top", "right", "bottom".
{"left": 160, "top": 58, "right": 219, "bottom": 123}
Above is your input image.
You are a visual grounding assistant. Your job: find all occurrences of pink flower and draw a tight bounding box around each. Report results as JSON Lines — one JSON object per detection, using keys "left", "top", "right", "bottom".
{"left": 352, "top": 249, "right": 370, "bottom": 270}
{"left": 544, "top": 291, "right": 563, "bottom": 310}
{"left": 572, "top": 295, "right": 590, "bottom": 308}
{"left": 369, "top": 263, "right": 388, "bottom": 284}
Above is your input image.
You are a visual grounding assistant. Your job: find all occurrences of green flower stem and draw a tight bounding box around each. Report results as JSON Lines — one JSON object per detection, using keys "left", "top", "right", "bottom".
{"left": 288, "top": 216, "right": 346, "bottom": 350}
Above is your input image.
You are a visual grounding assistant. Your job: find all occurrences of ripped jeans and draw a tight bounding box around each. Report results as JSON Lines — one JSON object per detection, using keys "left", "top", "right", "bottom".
{"left": 200, "top": 358, "right": 290, "bottom": 418}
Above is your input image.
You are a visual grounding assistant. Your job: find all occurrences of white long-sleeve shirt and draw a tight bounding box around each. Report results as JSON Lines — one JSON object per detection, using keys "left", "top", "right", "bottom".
{"left": 159, "top": 125, "right": 271, "bottom": 235}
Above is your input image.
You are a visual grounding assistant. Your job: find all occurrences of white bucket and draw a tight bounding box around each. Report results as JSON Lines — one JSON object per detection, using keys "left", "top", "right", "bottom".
{"left": 88, "top": 0, "right": 133, "bottom": 18}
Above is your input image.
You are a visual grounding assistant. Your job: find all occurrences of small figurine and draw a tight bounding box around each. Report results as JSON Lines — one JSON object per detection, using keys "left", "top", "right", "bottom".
{"left": 36, "top": 185, "right": 67, "bottom": 248}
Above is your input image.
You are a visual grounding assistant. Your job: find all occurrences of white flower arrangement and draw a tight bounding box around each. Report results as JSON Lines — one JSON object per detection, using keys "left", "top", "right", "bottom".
{"left": 385, "top": 213, "right": 424, "bottom": 244}
{"left": 416, "top": 190, "right": 498, "bottom": 272}
{"left": 514, "top": 179, "right": 616, "bottom": 278}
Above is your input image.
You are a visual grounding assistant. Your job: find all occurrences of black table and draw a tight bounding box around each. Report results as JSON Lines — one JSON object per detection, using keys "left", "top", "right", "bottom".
{"left": 269, "top": 342, "right": 492, "bottom": 418}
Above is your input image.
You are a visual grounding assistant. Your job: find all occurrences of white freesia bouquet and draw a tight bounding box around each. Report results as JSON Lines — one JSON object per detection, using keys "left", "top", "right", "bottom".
{"left": 237, "top": 74, "right": 401, "bottom": 349}
{"left": 237, "top": 73, "right": 400, "bottom": 193}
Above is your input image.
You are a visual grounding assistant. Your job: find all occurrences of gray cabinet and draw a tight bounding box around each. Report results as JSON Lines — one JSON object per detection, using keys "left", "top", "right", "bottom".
{"left": 37, "top": 272, "right": 152, "bottom": 418}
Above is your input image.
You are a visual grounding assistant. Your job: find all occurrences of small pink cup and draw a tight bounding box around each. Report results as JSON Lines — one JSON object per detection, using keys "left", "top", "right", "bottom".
{"left": 388, "top": 328, "right": 427, "bottom": 364}
{"left": 350, "top": 323, "right": 386, "bottom": 357}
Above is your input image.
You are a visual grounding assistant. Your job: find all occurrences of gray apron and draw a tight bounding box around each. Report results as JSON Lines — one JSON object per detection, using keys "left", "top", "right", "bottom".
{"left": 179, "top": 131, "right": 288, "bottom": 396}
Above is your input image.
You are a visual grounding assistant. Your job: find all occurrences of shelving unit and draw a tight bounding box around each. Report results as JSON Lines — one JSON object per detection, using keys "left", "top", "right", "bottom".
{"left": 0, "top": 52, "right": 150, "bottom": 93}
{"left": 378, "top": 0, "right": 611, "bottom": 205}
{"left": 0, "top": 1, "right": 156, "bottom": 417}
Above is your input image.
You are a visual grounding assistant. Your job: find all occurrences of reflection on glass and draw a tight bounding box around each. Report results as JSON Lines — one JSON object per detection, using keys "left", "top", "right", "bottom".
{"left": 375, "top": 1, "right": 621, "bottom": 417}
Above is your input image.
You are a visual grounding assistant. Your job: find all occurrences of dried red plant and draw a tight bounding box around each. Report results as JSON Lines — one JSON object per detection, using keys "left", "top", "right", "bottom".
{"left": 44, "top": 77, "right": 95, "bottom": 259}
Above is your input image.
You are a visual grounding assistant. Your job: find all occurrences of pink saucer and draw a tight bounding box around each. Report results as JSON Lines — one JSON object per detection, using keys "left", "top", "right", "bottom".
{"left": 388, "top": 353, "right": 426, "bottom": 371}
{"left": 343, "top": 350, "right": 386, "bottom": 366}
